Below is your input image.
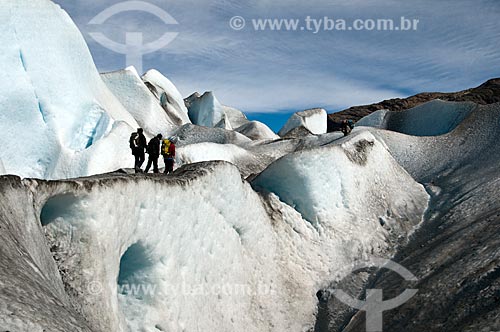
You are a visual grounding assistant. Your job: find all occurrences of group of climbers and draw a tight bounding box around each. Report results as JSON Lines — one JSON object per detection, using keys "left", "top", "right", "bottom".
{"left": 129, "top": 118, "right": 354, "bottom": 174}
{"left": 129, "top": 128, "right": 176, "bottom": 174}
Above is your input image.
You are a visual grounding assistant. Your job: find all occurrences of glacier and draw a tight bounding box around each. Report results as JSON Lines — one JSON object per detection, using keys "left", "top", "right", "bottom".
{"left": 0, "top": 0, "right": 277, "bottom": 180}
{"left": 0, "top": 1, "right": 499, "bottom": 332}
{"left": 329, "top": 102, "right": 500, "bottom": 332}
{"left": 0, "top": 0, "right": 142, "bottom": 179}
{"left": 176, "top": 143, "right": 261, "bottom": 177}
{"left": 354, "top": 109, "right": 389, "bottom": 128}
{"left": 3, "top": 98, "right": 499, "bottom": 331}
{"left": 0, "top": 152, "right": 428, "bottom": 332}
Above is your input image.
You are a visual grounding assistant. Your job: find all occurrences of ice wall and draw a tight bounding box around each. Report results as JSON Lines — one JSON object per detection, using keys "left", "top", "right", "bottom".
{"left": 142, "top": 69, "right": 191, "bottom": 125}
{"left": 0, "top": 0, "right": 139, "bottom": 179}
{"left": 102, "top": 67, "right": 179, "bottom": 136}
{"left": 185, "top": 92, "right": 249, "bottom": 130}
{"left": 356, "top": 100, "right": 475, "bottom": 136}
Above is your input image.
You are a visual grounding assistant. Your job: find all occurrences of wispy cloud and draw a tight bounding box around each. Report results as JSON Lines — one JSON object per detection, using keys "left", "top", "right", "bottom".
{"left": 54, "top": 0, "right": 500, "bottom": 113}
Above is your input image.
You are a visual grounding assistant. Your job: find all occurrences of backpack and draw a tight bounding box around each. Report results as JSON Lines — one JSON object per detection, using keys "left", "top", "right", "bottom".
{"left": 146, "top": 138, "right": 156, "bottom": 154}
{"left": 161, "top": 139, "right": 171, "bottom": 156}
{"left": 129, "top": 133, "right": 139, "bottom": 149}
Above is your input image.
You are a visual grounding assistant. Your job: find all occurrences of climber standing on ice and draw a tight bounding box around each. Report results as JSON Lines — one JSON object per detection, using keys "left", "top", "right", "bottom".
{"left": 341, "top": 119, "right": 354, "bottom": 136}
{"left": 161, "top": 137, "right": 176, "bottom": 174}
{"left": 145, "top": 134, "right": 162, "bottom": 174}
{"left": 130, "top": 128, "right": 147, "bottom": 173}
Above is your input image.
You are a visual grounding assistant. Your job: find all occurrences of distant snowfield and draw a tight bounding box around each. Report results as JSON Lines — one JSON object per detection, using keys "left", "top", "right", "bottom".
{"left": 0, "top": 1, "right": 499, "bottom": 332}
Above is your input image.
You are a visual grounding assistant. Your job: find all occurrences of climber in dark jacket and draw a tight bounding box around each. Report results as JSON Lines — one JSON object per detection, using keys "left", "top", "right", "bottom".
{"left": 145, "top": 134, "right": 163, "bottom": 174}
{"left": 340, "top": 120, "right": 353, "bottom": 137}
{"left": 129, "top": 128, "right": 147, "bottom": 173}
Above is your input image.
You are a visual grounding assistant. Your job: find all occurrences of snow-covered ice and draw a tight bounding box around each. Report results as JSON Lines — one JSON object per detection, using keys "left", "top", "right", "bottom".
{"left": 141, "top": 69, "right": 191, "bottom": 125}
{"left": 185, "top": 91, "right": 249, "bottom": 129}
{"left": 333, "top": 102, "right": 500, "bottom": 332}
{"left": 218, "top": 105, "right": 249, "bottom": 129}
{"left": 356, "top": 100, "right": 475, "bottom": 136}
{"left": 355, "top": 109, "right": 389, "bottom": 128}
{"left": 102, "top": 67, "right": 179, "bottom": 136}
{"left": 278, "top": 108, "right": 327, "bottom": 136}
{"left": 1, "top": 2, "right": 497, "bottom": 332}
{"left": 174, "top": 124, "right": 251, "bottom": 146}
{"left": 177, "top": 142, "right": 262, "bottom": 176}
{"left": 253, "top": 131, "right": 429, "bottom": 229}
{"left": 0, "top": 153, "right": 429, "bottom": 332}
{"left": 0, "top": 0, "right": 140, "bottom": 179}
{"left": 234, "top": 121, "right": 279, "bottom": 140}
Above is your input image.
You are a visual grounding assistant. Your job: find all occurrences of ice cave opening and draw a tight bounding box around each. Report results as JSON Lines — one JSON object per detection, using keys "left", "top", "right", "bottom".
{"left": 117, "top": 242, "right": 162, "bottom": 330}
{"left": 40, "top": 194, "right": 81, "bottom": 226}
{"left": 118, "top": 242, "right": 156, "bottom": 298}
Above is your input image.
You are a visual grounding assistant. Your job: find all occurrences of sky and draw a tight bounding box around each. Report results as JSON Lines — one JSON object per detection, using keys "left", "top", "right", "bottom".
{"left": 53, "top": 0, "right": 500, "bottom": 132}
